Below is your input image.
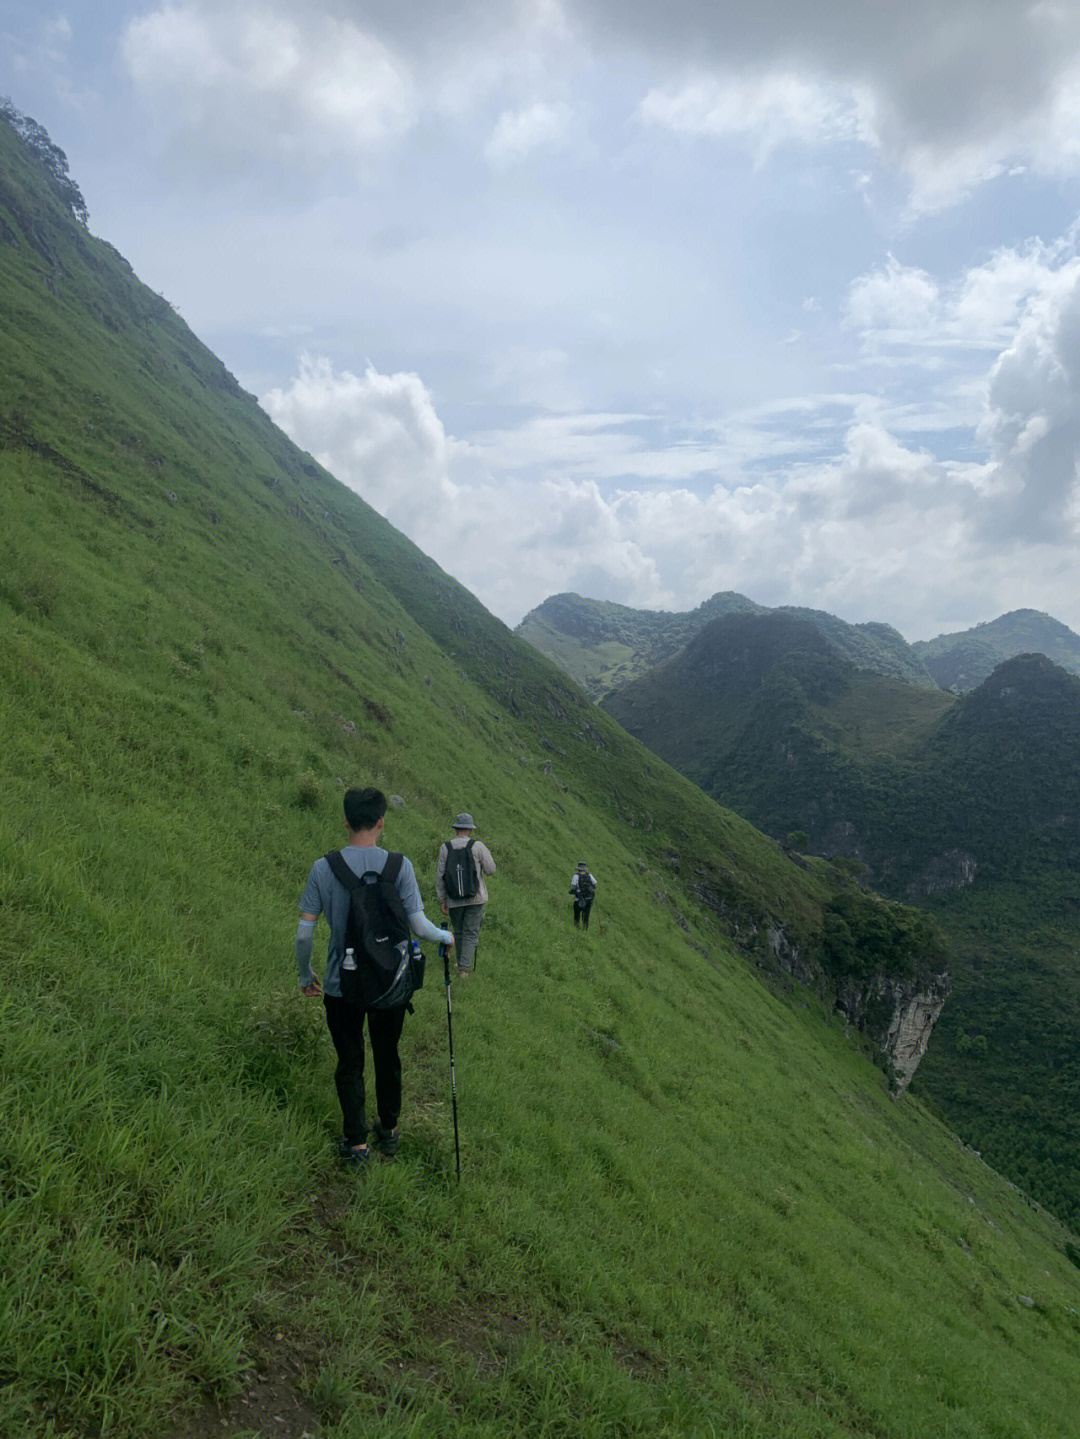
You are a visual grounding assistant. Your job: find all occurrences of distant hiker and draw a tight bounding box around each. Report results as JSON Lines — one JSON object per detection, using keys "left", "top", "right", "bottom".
{"left": 295, "top": 787, "right": 454, "bottom": 1170}
{"left": 570, "top": 862, "right": 597, "bottom": 930}
{"left": 436, "top": 811, "right": 496, "bottom": 980}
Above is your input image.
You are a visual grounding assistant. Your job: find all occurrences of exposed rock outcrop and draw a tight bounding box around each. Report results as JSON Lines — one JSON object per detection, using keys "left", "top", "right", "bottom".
{"left": 907, "top": 850, "right": 977, "bottom": 902}
{"left": 699, "top": 897, "right": 949, "bottom": 1091}
{"left": 834, "top": 972, "right": 951, "bottom": 1093}
{"left": 686, "top": 859, "right": 950, "bottom": 1089}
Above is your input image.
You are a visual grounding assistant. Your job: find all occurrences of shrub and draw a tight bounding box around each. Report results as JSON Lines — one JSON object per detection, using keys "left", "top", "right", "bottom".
{"left": 295, "top": 768, "right": 322, "bottom": 809}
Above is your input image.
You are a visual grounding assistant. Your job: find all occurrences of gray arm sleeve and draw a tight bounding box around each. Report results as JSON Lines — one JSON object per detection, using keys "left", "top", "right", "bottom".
{"left": 296, "top": 919, "right": 316, "bottom": 986}
{"left": 409, "top": 910, "right": 454, "bottom": 945}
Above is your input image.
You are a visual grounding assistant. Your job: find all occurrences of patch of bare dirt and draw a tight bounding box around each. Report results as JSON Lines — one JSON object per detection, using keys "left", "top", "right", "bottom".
{"left": 165, "top": 1327, "right": 324, "bottom": 1439}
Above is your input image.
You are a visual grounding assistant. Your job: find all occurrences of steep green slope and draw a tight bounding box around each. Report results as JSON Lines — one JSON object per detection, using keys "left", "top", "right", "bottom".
{"left": 915, "top": 608, "right": 1080, "bottom": 690}
{"left": 4, "top": 108, "right": 1080, "bottom": 1439}
{"left": 604, "top": 612, "right": 1080, "bottom": 1229}
{"left": 517, "top": 592, "right": 937, "bottom": 700}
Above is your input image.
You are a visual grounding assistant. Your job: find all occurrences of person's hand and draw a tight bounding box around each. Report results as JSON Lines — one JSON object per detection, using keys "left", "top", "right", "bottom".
{"left": 440, "top": 901, "right": 449, "bottom": 915}
{"left": 301, "top": 978, "right": 323, "bottom": 997}
{"left": 445, "top": 932, "right": 455, "bottom": 949}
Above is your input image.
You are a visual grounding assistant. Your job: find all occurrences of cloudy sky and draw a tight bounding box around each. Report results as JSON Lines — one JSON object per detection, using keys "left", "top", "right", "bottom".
{"left": 6, "top": 1, "right": 1080, "bottom": 638}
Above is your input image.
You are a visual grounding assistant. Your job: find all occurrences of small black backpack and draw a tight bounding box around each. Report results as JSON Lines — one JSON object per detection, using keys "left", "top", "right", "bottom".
{"left": 443, "top": 839, "right": 479, "bottom": 901}
{"left": 324, "top": 851, "right": 425, "bottom": 1009}
{"left": 576, "top": 872, "right": 595, "bottom": 903}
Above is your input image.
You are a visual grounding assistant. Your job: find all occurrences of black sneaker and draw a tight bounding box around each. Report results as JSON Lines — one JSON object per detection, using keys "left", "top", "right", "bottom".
{"left": 372, "top": 1120, "right": 399, "bottom": 1158}
{"left": 338, "top": 1138, "right": 372, "bottom": 1171}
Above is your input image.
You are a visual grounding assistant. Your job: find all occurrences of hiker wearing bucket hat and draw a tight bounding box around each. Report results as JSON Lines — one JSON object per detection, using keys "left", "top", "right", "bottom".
{"left": 436, "top": 811, "right": 496, "bottom": 979}
{"left": 570, "top": 861, "right": 597, "bottom": 930}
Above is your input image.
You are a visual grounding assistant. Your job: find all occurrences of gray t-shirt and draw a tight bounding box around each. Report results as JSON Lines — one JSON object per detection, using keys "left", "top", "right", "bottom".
{"left": 298, "top": 845, "right": 449, "bottom": 997}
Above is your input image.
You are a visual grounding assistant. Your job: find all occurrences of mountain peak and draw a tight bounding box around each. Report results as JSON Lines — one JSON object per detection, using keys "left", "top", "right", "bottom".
{"left": 518, "top": 590, "right": 936, "bottom": 699}
{"left": 914, "top": 610, "right": 1080, "bottom": 690}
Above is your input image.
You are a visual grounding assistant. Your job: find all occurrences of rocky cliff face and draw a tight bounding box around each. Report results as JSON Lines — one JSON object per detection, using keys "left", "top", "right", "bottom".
{"left": 688, "top": 870, "right": 950, "bottom": 1092}
{"left": 907, "top": 850, "right": 977, "bottom": 901}
{"left": 884, "top": 983, "right": 952, "bottom": 1092}
{"left": 755, "top": 919, "right": 949, "bottom": 1092}
{"left": 834, "top": 972, "right": 951, "bottom": 1093}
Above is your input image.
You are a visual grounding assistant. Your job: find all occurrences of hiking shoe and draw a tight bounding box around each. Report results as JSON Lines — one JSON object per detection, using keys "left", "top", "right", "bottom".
{"left": 338, "top": 1139, "right": 372, "bottom": 1171}
{"left": 372, "top": 1120, "right": 399, "bottom": 1158}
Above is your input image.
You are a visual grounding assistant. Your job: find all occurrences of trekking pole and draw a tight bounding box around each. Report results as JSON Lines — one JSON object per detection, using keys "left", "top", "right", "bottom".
{"left": 439, "top": 943, "right": 462, "bottom": 1182}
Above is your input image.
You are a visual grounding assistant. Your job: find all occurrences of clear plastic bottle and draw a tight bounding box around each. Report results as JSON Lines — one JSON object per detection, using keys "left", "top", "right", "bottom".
{"left": 342, "top": 947, "right": 357, "bottom": 972}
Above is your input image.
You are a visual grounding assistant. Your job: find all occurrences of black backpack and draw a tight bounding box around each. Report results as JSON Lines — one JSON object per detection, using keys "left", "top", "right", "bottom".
{"left": 575, "top": 872, "right": 595, "bottom": 903}
{"left": 443, "top": 839, "right": 479, "bottom": 901}
{"left": 324, "top": 851, "right": 425, "bottom": 1009}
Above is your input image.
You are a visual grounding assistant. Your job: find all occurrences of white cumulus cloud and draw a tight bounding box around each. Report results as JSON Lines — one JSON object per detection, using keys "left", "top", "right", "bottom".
{"left": 484, "top": 100, "right": 575, "bottom": 167}
{"left": 845, "top": 256, "right": 940, "bottom": 339}
{"left": 261, "top": 329, "right": 1080, "bottom": 637}
{"left": 640, "top": 71, "right": 871, "bottom": 162}
{"left": 262, "top": 356, "right": 458, "bottom": 527}
{"left": 584, "top": 0, "right": 1080, "bottom": 209}
{"left": 122, "top": 2, "right": 414, "bottom": 169}
{"left": 978, "top": 259, "right": 1080, "bottom": 543}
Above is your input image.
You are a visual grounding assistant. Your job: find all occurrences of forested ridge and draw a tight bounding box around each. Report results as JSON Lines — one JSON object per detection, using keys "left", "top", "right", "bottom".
{"left": 603, "top": 614, "right": 1080, "bottom": 1229}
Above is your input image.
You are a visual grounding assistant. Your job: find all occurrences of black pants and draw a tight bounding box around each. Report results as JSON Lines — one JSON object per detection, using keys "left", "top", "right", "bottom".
{"left": 323, "top": 995, "right": 407, "bottom": 1145}
{"left": 573, "top": 898, "right": 593, "bottom": 929}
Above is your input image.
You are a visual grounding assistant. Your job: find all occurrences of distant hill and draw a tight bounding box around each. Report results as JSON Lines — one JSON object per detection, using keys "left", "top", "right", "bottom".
{"left": 914, "top": 609, "right": 1080, "bottom": 691}
{"left": 517, "top": 591, "right": 937, "bottom": 700}
{"left": 602, "top": 611, "right": 953, "bottom": 791}
{"left": 604, "top": 613, "right": 1080, "bottom": 1228}
{"left": 605, "top": 618, "right": 1080, "bottom": 888}
{"left": 516, "top": 591, "right": 762, "bottom": 698}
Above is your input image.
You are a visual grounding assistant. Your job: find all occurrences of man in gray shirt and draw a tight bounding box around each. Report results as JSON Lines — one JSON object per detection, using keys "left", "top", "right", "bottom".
{"left": 296, "top": 787, "right": 454, "bottom": 1168}
{"left": 436, "top": 811, "right": 496, "bottom": 979}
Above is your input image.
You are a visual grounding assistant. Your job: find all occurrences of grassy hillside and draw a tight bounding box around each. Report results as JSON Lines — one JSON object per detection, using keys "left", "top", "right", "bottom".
{"left": 517, "top": 593, "right": 936, "bottom": 701}
{"left": 5, "top": 107, "right": 1080, "bottom": 1439}
{"left": 914, "top": 608, "right": 1080, "bottom": 691}
{"left": 604, "top": 613, "right": 1080, "bottom": 1231}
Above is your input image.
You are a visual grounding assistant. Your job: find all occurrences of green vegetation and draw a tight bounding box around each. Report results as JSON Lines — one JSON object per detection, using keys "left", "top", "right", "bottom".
{"left": 603, "top": 610, "right": 1080, "bottom": 1232}
{"left": 816, "top": 671, "right": 954, "bottom": 759}
{"left": 818, "top": 890, "right": 950, "bottom": 985}
{"left": 5, "top": 105, "right": 1080, "bottom": 1439}
{"left": 914, "top": 609, "right": 1080, "bottom": 691}
{"left": 917, "top": 880, "right": 1080, "bottom": 1231}
{"left": 515, "top": 591, "right": 762, "bottom": 699}
{"left": 517, "top": 593, "right": 936, "bottom": 701}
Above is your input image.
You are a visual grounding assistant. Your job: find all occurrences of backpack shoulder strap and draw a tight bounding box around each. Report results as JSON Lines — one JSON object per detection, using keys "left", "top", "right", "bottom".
{"left": 376, "top": 852, "right": 411, "bottom": 936}
{"left": 324, "top": 850, "right": 360, "bottom": 890}
{"left": 463, "top": 838, "right": 475, "bottom": 858}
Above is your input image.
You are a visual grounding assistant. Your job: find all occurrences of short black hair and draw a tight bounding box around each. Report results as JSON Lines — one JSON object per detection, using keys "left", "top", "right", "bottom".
{"left": 343, "top": 787, "right": 387, "bottom": 832}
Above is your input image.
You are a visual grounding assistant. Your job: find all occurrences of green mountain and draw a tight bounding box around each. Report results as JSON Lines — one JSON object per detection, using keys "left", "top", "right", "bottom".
{"left": 517, "top": 591, "right": 936, "bottom": 700}
{"left": 515, "top": 591, "right": 763, "bottom": 699}
{"left": 604, "top": 611, "right": 1080, "bottom": 1229}
{"left": 914, "top": 608, "right": 1080, "bottom": 691}
{"left": 603, "top": 612, "right": 953, "bottom": 797}
{"left": 5, "top": 106, "right": 1080, "bottom": 1439}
